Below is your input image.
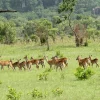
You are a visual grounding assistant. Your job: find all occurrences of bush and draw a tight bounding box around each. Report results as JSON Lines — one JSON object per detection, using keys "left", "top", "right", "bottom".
{"left": 31, "top": 89, "right": 43, "bottom": 98}
{"left": 74, "top": 67, "right": 94, "bottom": 80}
{"left": 38, "top": 72, "right": 49, "bottom": 81}
{"left": 52, "top": 88, "right": 63, "bottom": 96}
{"left": 38, "top": 68, "right": 52, "bottom": 81}
{"left": 6, "top": 87, "right": 21, "bottom": 100}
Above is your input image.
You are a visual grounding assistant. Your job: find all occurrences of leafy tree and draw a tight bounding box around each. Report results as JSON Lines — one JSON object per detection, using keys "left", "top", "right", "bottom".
{"left": 0, "top": 21, "right": 16, "bottom": 44}
{"left": 58, "top": 0, "right": 79, "bottom": 46}
{"left": 34, "top": 19, "right": 56, "bottom": 50}
{"left": 23, "top": 19, "right": 57, "bottom": 50}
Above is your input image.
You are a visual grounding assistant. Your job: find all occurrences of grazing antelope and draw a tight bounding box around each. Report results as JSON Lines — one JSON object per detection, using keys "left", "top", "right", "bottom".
{"left": 89, "top": 55, "right": 99, "bottom": 67}
{"left": 76, "top": 56, "right": 88, "bottom": 69}
{"left": 0, "top": 60, "right": 13, "bottom": 70}
{"left": 51, "top": 56, "right": 68, "bottom": 67}
{"left": 30, "top": 57, "right": 39, "bottom": 69}
{"left": 31, "top": 57, "right": 45, "bottom": 68}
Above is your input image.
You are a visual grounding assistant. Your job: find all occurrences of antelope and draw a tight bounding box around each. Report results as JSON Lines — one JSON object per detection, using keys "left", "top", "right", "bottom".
{"left": 30, "top": 57, "right": 39, "bottom": 69}
{"left": 89, "top": 55, "right": 99, "bottom": 67}
{"left": 31, "top": 57, "right": 45, "bottom": 68}
{"left": 10, "top": 59, "right": 21, "bottom": 70}
{"left": 18, "top": 60, "right": 26, "bottom": 70}
{"left": 52, "top": 57, "right": 65, "bottom": 71}
{"left": 76, "top": 56, "right": 89, "bottom": 69}
{"left": 51, "top": 56, "right": 68, "bottom": 67}
{"left": 24, "top": 55, "right": 32, "bottom": 70}
{"left": 0, "top": 60, "right": 13, "bottom": 70}
{"left": 44, "top": 56, "right": 65, "bottom": 71}
{"left": 44, "top": 56, "right": 55, "bottom": 68}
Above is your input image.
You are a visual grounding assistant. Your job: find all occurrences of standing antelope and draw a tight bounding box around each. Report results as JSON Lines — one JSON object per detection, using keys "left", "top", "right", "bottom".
{"left": 30, "top": 57, "right": 39, "bottom": 69}
{"left": 10, "top": 59, "right": 21, "bottom": 70}
{"left": 18, "top": 60, "right": 26, "bottom": 70}
{"left": 51, "top": 56, "right": 68, "bottom": 67}
{"left": 24, "top": 55, "right": 32, "bottom": 70}
{"left": 0, "top": 60, "right": 13, "bottom": 70}
{"left": 44, "top": 56, "right": 65, "bottom": 71}
{"left": 76, "top": 56, "right": 88, "bottom": 69}
{"left": 52, "top": 57, "right": 65, "bottom": 71}
{"left": 44, "top": 56, "right": 55, "bottom": 69}
{"left": 89, "top": 55, "right": 99, "bottom": 67}
{"left": 31, "top": 57, "right": 45, "bottom": 68}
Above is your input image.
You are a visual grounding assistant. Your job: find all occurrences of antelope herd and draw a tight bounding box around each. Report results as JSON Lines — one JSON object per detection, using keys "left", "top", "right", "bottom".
{"left": 0, "top": 55, "right": 99, "bottom": 71}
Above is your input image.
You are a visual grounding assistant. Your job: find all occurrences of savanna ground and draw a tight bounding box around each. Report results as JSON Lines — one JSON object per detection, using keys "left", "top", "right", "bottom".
{"left": 0, "top": 36, "right": 100, "bottom": 100}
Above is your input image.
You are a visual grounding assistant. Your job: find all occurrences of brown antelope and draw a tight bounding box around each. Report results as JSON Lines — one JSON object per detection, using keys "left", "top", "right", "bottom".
{"left": 18, "top": 60, "right": 26, "bottom": 70}
{"left": 44, "top": 56, "right": 65, "bottom": 71}
{"left": 44, "top": 56, "right": 55, "bottom": 68}
{"left": 0, "top": 60, "right": 13, "bottom": 70}
{"left": 31, "top": 57, "right": 45, "bottom": 68}
{"left": 52, "top": 57, "right": 65, "bottom": 71}
{"left": 30, "top": 57, "right": 39, "bottom": 69}
{"left": 76, "top": 56, "right": 89, "bottom": 69}
{"left": 51, "top": 56, "right": 68, "bottom": 67}
{"left": 89, "top": 55, "right": 99, "bottom": 67}
{"left": 10, "top": 59, "right": 21, "bottom": 70}
{"left": 24, "top": 56, "right": 32, "bottom": 70}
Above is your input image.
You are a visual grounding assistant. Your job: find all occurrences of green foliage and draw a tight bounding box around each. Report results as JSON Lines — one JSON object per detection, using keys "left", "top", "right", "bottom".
{"left": 31, "top": 89, "right": 43, "bottom": 98}
{"left": 30, "top": 34, "right": 39, "bottom": 43}
{"left": 38, "top": 72, "right": 48, "bottom": 81}
{"left": 58, "top": 0, "right": 77, "bottom": 13}
{"left": 38, "top": 68, "right": 52, "bottom": 81}
{"left": 6, "top": 87, "right": 21, "bottom": 100}
{"left": 0, "top": 21, "right": 16, "bottom": 44}
{"left": 38, "top": 72, "right": 49, "bottom": 81}
{"left": 52, "top": 87, "right": 63, "bottom": 96}
{"left": 74, "top": 67, "right": 94, "bottom": 80}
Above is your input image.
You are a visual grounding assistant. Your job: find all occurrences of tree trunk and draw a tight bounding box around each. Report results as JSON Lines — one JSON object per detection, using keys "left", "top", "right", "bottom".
{"left": 46, "top": 38, "right": 49, "bottom": 51}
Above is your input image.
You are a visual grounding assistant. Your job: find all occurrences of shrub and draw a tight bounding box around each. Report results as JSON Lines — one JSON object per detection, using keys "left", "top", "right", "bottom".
{"left": 38, "top": 68, "right": 52, "bottom": 81}
{"left": 74, "top": 67, "right": 94, "bottom": 80}
{"left": 31, "top": 89, "right": 43, "bottom": 98}
{"left": 6, "top": 87, "right": 21, "bottom": 100}
{"left": 38, "top": 72, "right": 49, "bottom": 81}
{"left": 52, "top": 87, "right": 63, "bottom": 96}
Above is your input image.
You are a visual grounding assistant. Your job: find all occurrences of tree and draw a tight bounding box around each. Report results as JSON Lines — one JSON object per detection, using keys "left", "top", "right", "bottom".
{"left": 34, "top": 19, "right": 57, "bottom": 50}
{"left": 0, "top": 21, "right": 16, "bottom": 44}
{"left": 58, "top": 0, "right": 80, "bottom": 46}
{"left": 23, "top": 19, "right": 58, "bottom": 50}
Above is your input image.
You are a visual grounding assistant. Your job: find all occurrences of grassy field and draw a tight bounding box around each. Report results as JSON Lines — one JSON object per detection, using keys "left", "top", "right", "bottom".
{"left": 0, "top": 37, "right": 100, "bottom": 100}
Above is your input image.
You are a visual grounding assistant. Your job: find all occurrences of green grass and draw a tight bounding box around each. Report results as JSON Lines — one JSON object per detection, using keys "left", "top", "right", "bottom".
{"left": 0, "top": 38, "right": 100, "bottom": 100}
